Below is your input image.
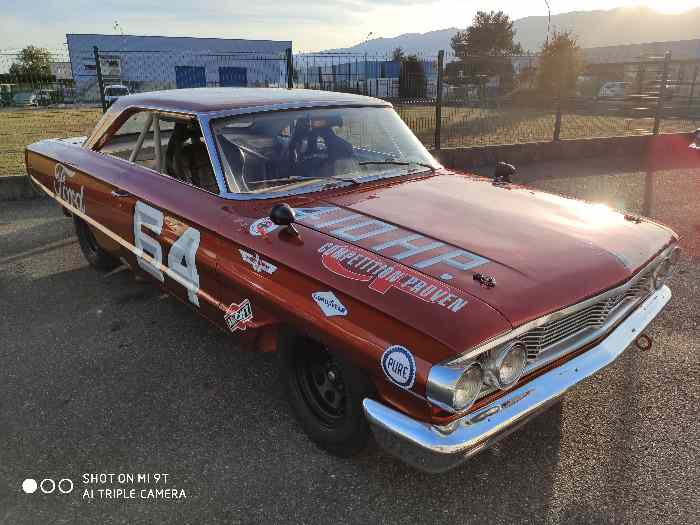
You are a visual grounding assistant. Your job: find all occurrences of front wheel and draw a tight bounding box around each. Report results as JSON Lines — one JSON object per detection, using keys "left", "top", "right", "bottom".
{"left": 279, "top": 335, "right": 375, "bottom": 457}
{"left": 74, "top": 216, "right": 119, "bottom": 271}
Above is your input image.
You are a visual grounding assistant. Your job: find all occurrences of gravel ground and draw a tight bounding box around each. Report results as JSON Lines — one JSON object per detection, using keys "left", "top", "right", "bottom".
{"left": 0, "top": 159, "right": 698, "bottom": 524}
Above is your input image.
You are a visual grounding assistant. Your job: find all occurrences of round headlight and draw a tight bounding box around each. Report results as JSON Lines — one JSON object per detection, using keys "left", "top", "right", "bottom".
{"left": 483, "top": 341, "right": 527, "bottom": 389}
{"left": 426, "top": 363, "right": 484, "bottom": 413}
{"left": 453, "top": 365, "right": 483, "bottom": 412}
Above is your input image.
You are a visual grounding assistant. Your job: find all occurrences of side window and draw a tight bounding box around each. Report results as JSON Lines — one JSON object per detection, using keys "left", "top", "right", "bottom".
{"left": 99, "top": 111, "right": 163, "bottom": 169}
{"left": 98, "top": 111, "right": 220, "bottom": 194}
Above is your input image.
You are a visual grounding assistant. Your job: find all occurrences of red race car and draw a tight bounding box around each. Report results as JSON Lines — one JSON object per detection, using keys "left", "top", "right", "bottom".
{"left": 25, "top": 88, "right": 680, "bottom": 472}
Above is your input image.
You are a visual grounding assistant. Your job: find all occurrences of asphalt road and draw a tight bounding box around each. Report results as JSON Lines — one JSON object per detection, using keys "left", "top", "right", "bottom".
{"left": 1, "top": 167, "right": 698, "bottom": 524}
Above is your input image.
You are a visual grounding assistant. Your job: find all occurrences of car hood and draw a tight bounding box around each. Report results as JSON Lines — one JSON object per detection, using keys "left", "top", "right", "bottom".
{"left": 296, "top": 172, "right": 675, "bottom": 326}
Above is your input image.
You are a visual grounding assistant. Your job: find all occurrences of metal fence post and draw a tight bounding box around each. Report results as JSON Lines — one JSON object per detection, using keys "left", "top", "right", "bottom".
{"left": 652, "top": 51, "right": 671, "bottom": 135}
{"left": 688, "top": 61, "right": 698, "bottom": 112}
{"left": 553, "top": 97, "right": 562, "bottom": 141}
{"left": 93, "top": 46, "right": 107, "bottom": 113}
{"left": 285, "top": 48, "right": 294, "bottom": 89}
{"left": 434, "top": 50, "right": 444, "bottom": 150}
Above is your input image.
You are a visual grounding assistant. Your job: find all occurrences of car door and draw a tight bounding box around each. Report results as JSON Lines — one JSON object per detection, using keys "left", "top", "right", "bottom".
{"left": 86, "top": 109, "right": 162, "bottom": 269}
{"left": 93, "top": 108, "right": 224, "bottom": 323}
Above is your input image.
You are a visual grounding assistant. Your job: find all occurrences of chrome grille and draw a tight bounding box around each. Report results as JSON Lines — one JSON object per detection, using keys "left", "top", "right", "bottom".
{"left": 524, "top": 272, "right": 654, "bottom": 362}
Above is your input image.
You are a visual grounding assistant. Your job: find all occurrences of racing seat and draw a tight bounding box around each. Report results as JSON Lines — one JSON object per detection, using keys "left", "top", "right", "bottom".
{"left": 286, "top": 117, "right": 354, "bottom": 179}
{"left": 166, "top": 123, "right": 220, "bottom": 193}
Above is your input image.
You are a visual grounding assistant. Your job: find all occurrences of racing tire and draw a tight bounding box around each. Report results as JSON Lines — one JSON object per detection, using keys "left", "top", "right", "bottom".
{"left": 74, "top": 216, "right": 119, "bottom": 271}
{"left": 279, "top": 334, "right": 375, "bottom": 457}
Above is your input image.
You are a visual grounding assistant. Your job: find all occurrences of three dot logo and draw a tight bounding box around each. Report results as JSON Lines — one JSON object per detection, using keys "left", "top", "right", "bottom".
{"left": 22, "top": 478, "right": 73, "bottom": 494}
{"left": 22, "top": 479, "right": 37, "bottom": 494}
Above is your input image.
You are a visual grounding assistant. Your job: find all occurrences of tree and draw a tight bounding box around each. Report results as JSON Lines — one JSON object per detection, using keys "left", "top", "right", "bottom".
{"left": 398, "top": 55, "right": 426, "bottom": 98}
{"left": 391, "top": 47, "right": 405, "bottom": 62}
{"left": 516, "top": 63, "right": 537, "bottom": 89}
{"left": 536, "top": 30, "right": 583, "bottom": 96}
{"left": 9, "top": 45, "right": 52, "bottom": 78}
{"left": 451, "top": 11, "right": 522, "bottom": 58}
{"left": 449, "top": 11, "right": 522, "bottom": 90}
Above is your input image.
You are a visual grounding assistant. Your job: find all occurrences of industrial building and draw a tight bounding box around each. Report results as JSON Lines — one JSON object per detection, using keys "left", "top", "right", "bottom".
{"left": 66, "top": 34, "right": 292, "bottom": 100}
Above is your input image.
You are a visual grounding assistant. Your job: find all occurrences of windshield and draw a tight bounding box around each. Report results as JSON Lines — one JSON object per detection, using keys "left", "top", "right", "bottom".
{"left": 212, "top": 106, "right": 439, "bottom": 195}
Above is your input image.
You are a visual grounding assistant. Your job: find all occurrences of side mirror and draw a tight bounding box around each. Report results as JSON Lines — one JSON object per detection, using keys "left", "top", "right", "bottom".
{"left": 270, "top": 203, "right": 299, "bottom": 236}
{"left": 493, "top": 162, "right": 516, "bottom": 183}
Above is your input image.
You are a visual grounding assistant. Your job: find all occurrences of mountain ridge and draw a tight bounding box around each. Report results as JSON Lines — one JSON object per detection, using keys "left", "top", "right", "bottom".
{"left": 320, "top": 7, "right": 700, "bottom": 56}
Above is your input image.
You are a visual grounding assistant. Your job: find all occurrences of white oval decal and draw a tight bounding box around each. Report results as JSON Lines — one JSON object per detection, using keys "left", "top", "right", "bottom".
{"left": 381, "top": 345, "right": 416, "bottom": 390}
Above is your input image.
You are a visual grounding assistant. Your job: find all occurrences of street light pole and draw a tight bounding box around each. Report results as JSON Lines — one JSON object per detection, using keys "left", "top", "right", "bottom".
{"left": 544, "top": 0, "right": 552, "bottom": 47}
{"left": 364, "top": 32, "right": 373, "bottom": 96}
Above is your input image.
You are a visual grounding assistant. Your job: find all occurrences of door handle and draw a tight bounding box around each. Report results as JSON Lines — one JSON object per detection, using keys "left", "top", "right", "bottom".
{"left": 111, "top": 190, "right": 131, "bottom": 198}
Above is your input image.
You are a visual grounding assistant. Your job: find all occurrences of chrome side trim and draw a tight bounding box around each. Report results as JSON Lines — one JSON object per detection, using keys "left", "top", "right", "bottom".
{"left": 445, "top": 244, "right": 676, "bottom": 367}
{"left": 198, "top": 112, "right": 230, "bottom": 195}
{"left": 196, "top": 100, "right": 392, "bottom": 121}
{"left": 363, "top": 285, "right": 671, "bottom": 473}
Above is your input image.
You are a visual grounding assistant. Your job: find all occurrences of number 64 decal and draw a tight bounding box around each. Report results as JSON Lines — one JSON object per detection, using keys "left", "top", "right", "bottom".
{"left": 134, "top": 201, "right": 201, "bottom": 306}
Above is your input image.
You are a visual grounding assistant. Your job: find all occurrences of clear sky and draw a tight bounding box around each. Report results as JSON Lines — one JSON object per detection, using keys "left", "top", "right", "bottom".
{"left": 1, "top": 1, "right": 697, "bottom": 53}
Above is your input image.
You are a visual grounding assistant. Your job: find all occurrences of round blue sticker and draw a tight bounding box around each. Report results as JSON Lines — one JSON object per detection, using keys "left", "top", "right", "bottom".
{"left": 381, "top": 345, "right": 416, "bottom": 390}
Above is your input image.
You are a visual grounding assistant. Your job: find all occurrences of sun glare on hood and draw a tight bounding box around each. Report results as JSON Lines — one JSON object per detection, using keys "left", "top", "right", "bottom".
{"left": 537, "top": 193, "right": 625, "bottom": 229}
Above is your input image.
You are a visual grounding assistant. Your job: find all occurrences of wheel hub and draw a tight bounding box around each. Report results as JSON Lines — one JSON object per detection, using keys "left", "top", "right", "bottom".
{"left": 296, "top": 349, "right": 347, "bottom": 425}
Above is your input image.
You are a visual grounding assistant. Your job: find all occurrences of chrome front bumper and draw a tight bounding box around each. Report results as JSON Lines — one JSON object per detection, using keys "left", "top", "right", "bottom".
{"left": 363, "top": 285, "right": 671, "bottom": 473}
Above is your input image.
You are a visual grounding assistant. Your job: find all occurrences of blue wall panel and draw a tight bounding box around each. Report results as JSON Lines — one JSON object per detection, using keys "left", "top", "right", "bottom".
{"left": 175, "top": 66, "right": 206, "bottom": 88}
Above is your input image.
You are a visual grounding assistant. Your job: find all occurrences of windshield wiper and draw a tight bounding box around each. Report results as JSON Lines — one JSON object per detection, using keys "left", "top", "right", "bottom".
{"left": 357, "top": 160, "right": 436, "bottom": 172}
{"left": 246, "top": 174, "right": 360, "bottom": 186}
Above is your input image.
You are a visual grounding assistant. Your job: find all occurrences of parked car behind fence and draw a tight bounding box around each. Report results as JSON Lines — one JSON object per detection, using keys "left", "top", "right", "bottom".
{"left": 12, "top": 92, "right": 38, "bottom": 107}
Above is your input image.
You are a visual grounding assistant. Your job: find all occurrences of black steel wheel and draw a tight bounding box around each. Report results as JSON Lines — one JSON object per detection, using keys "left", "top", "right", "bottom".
{"left": 294, "top": 347, "right": 347, "bottom": 427}
{"left": 279, "top": 333, "right": 375, "bottom": 457}
{"left": 74, "top": 216, "right": 119, "bottom": 271}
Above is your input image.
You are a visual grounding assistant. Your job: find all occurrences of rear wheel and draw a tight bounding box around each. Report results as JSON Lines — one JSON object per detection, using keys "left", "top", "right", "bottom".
{"left": 279, "top": 335, "right": 375, "bottom": 457}
{"left": 74, "top": 216, "right": 119, "bottom": 271}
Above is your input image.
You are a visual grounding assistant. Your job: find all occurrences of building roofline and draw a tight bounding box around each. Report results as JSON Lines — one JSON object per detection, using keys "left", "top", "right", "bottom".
{"left": 65, "top": 33, "right": 292, "bottom": 46}
{"left": 583, "top": 38, "right": 700, "bottom": 52}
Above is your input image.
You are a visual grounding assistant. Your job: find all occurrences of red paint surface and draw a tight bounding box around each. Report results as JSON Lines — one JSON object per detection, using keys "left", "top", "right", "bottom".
{"left": 24, "top": 93, "right": 678, "bottom": 423}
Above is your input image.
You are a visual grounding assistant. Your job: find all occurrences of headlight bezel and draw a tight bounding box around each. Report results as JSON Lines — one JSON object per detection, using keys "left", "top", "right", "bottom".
{"left": 426, "top": 362, "right": 483, "bottom": 414}
{"left": 482, "top": 340, "right": 528, "bottom": 389}
{"left": 652, "top": 244, "right": 681, "bottom": 289}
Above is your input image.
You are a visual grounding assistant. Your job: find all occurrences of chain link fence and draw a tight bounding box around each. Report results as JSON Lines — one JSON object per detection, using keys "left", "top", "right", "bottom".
{"left": 1, "top": 46, "right": 698, "bottom": 176}
{"left": 0, "top": 50, "right": 103, "bottom": 176}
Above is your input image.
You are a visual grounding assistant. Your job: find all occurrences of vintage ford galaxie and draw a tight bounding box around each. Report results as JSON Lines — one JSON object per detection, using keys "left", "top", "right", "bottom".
{"left": 25, "top": 88, "right": 680, "bottom": 472}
